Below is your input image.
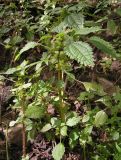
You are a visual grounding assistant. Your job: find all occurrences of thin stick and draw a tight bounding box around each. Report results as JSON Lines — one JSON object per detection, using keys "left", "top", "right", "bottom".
{"left": 5, "top": 125, "right": 9, "bottom": 160}
{"left": 22, "top": 122, "right": 26, "bottom": 158}
{"left": 21, "top": 98, "right": 26, "bottom": 158}
{"left": 0, "top": 104, "right": 2, "bottom": 125}
{"left": 2, "top": 122, "right": 9, "bottom": 160}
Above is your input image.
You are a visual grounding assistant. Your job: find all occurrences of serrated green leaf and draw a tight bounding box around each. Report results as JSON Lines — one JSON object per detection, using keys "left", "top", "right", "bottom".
{"left": 52, "top": 143, "right": 65, "bottom": 160}
{"left": 51, "top": 13, "right": 84, "bottom": 33}
{"left": 41, "top": 123, "right": 52, "bottom": 133}
{"left": 64, "top": 41, "right": 94, "bottom": 66}
{"left": 95, "top": 110, "right": 108, "bottom": 127}
{"left": 65, "top": 13, "right": 84, "bottom": 29}
{"left": 25, "top": 105, "right": 45, "bottom": 119}
{"left": 75, "top": 26, "right": 101, "bottom": 35}
{"left": 20, "top": 42, "right": 38, "bottom": 54}
{"left": 66, "top": 116, "right": 80, "bottom": 127}
{"left": 51, "top": 22, "right": 67, "bottom": 33}
{"left": 0, "top": 27, "right": 10, "bottom": 34}
{"left": 90, "top": 36, "right": 117, "bottom": 57}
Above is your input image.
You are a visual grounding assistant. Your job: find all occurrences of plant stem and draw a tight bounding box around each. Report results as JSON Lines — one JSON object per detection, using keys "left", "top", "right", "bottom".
{"left": 21, "top": 99, "right": 26, "bottom": 158}
{"left": 83, "top": 145, "right": 86, "bottom": 160}
{"left": 57, "top": 52, "right": 65, "bottom": 121}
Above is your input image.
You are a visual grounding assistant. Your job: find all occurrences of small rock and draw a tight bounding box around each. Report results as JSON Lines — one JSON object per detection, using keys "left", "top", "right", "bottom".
{"left": 4, "top": 124, "right": 23, "bottom": 146}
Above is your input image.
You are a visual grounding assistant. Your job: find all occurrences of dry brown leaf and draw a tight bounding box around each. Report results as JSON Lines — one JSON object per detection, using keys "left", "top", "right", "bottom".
{"left": 111, "top": 60, "right": 121, "bottom": 71}
{"left": 97, "top": 77, "right": 117, "bottom": 95}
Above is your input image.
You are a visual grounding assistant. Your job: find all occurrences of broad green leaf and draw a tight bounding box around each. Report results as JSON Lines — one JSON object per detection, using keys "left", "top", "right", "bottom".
{"left": 21, "top": 83, "right": 32, "bottom": 89}
{"left": 95, "top": 110, "right": 108, "bottom": 127}
{"left": 64, "top": 41, "right": 94, "bottom": 66}
{"left": 10, "top": 36, "right": 23, "bottom": 45}
{"left": 12, "top": 83, "right": 32, "bottom": 91}
{"left": 0, "top": 75, "right": 5, "bottom": 81}
{"left": 25, "top": 105, "right": 45, "bottom": 119}
{"left": 5, "top": 67, "right": 19, "bottom": 74}
{"left": 51, "top": 117, "right": 61, "bottom": 127}
{"left": 75, "top": 26, "right": 101, "bottom": 35}
{"left": 116, "top": 143, "right": 121, "bottom": 153}
{"left": 82, "top": 115, "right": 90, "bottom": 123}
{"left": 15, "top": 41, "right": 38, "bottom": 60}
{"left": 107, "top": 20, "right": 117, "bottom": 34}
{"left": 84, "top": 125, "right": 93, "bottom": 134}
{"left": 83, "top": 82, "right": 99, "bottom": 91}
{"left": 66, "top": 111, "right": 78, "bottom": 120}
{"left": 35, "top": 62, "right": 42, "bottom": 71}
{"left": 112, "top": 132, "right": 119, "bottom": 140}
{"left": 82, "top": 82, "right": 105, "bottom": 96}
{"left": 25, "top": 119, "right": 33, "bottom": 131}
{"left": 69, "top": 130, "right": 80, "bottom": 149}
{"left": 64, "top": 70, "right": 75, "bottom": 82}
{"left": 20, "top": 42, "right": 38, "bottom": 54}
{"left": 90, "top": 36, "right": 117, "bottom": 57}
{"left": 78, "top": 92, "right": 94, "bottom": 100}
{"left": 70, "top": 130, "right": 79, "bottom": 141}
{"left": 60, "top": 126, "right": 67, "bottom": 136}
{"left": 4, "top": 38, "right": 10, "bottom": 44}
{"left": 41, "top": 123, "right": 52, "bottom": 133}
{"left": 66, "top": 116, "right": 80, "bottom": 127}
{"left": 116, "top": 8, "right": 121, "bottom": 16}
{"left": 96, "top": 96, "right": 112, "bottom": 107}
{"left": 52, "top": 143, "right": 65, "bottom": 160}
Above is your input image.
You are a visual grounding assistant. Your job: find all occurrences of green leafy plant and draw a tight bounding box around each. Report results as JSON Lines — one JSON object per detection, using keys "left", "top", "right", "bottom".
{"left": 1, "top": 0, "right": 121, "bottom": 160}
